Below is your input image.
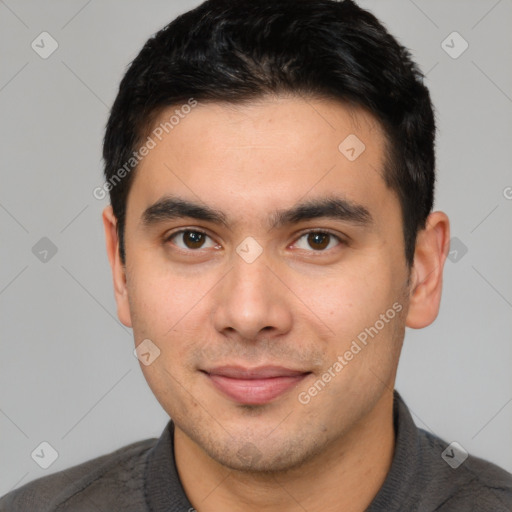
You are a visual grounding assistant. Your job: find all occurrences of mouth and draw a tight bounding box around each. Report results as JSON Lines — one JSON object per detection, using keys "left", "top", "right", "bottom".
{"left": 201, "top": 365, "right": 312, "bottom": 405}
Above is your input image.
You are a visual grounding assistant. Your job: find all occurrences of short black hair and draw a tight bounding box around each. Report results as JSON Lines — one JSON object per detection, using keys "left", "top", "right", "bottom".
{"left": 102, "top": 0, "right": 436, "bottom": 268}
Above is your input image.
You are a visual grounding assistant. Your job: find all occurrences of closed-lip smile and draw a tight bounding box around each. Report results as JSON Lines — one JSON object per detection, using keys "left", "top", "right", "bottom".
{"left": 202, "top": 365, "right": 311, "bottom": 404}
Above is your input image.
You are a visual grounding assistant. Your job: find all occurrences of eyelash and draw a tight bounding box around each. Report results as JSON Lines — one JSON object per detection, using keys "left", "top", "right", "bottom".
{"left": 164, "top": 228, "right": 346, "bottom": 253}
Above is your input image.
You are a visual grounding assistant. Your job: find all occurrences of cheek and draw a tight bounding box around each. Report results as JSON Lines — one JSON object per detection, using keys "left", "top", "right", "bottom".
{"left": 316, "top": 263, "right": 403, "bottom": 360}
{"left": 321, "top": 266, "right": 392, "bottom": 323}
{"left": 126, "top": 259, "right": 220, "bottom": 381}
{"left": 126, "top": 259, "right": 200, "bottom": 339}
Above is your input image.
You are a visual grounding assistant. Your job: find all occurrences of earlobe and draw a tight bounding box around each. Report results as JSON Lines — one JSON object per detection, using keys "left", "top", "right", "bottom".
{"left": 405, "top": 211, "right": 450, "bottom": 329}
{"left": 102, "top": 206, "right": 133, "bottom": 328}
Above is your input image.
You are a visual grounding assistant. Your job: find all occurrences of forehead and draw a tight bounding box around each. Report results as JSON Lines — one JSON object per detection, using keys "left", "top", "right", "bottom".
{"left": 127, "top": 96, "right": 395, "bottom": 229}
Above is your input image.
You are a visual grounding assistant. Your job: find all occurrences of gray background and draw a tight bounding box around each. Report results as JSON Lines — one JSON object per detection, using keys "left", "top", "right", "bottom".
{"left": 1, "top": 0, "right": 511, "bottom": 495}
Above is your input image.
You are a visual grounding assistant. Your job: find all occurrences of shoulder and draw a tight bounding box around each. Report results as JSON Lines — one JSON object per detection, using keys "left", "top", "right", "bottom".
{"left": 0, "top": 437, "right": 157, "bottom": 512}
{"left": 417, "top": 427, "right": 512, "bottom": 511}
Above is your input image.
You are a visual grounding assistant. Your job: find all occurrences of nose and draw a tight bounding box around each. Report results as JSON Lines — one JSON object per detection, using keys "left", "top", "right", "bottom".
{"left": 211, "top": 249, "right": 293, "bottom": 342}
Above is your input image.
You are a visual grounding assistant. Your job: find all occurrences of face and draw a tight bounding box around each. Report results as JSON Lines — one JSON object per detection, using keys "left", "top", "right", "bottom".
{"left": 108, "top": 96, "right": 415, "bottom": 472}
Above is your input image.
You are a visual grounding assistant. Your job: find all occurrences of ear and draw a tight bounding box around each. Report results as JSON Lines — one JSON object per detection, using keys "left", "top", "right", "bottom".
{"left": 102, "top": 205, "right": 132, "bottom": 328}
{"left": 405, "top": 211, "right": 450, "bottom": 329}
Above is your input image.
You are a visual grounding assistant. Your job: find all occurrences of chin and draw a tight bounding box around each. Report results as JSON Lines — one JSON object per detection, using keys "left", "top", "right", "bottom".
{"left": 202, "top": 434, "right": 323, "bottom": 474}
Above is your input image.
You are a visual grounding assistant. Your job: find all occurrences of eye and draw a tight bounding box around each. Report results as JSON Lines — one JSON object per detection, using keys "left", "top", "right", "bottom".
{"left": 293, "top": 230, "right": 344, "bottom": 252}
{"left": 166, "top": 229, "right": 218, "bottom": 251}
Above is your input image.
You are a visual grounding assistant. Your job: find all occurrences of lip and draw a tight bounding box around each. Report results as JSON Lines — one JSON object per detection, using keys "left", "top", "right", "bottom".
{"left": 202, "top": 365, "right": 311, "bottom": 405}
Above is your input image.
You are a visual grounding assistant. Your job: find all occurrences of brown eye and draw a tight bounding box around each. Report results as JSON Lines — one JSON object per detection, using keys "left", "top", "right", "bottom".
{"left": 182, "top": 230, "right": 206, "bottom": 249}
{"left": 294, "top": 231, "right": 343, "bottom": 252}
{"left": 167, "top": 230, "right": 217, "bottom": 251}
{"left": 307, "top": 232, "right": 330, "bottom": 250}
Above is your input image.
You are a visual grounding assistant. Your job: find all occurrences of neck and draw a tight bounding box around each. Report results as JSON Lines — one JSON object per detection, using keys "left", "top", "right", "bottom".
{"left": 174, "top": 390, "right": 395, "bottom": 512}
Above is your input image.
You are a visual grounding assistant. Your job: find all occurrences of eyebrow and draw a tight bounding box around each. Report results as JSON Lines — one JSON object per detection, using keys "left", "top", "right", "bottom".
{"left": 141, "top": 195, "right": 373, "bottom": 231}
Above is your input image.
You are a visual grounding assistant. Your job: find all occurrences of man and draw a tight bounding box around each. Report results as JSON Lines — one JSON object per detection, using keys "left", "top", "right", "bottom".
{"left": 2, "top": 0, "right": 511, "bottom": 510}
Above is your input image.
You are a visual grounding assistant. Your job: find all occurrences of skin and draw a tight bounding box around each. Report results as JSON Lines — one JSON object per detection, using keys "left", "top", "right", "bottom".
{"left": 103, "top": 95, "right": 450, "bottom": 512}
